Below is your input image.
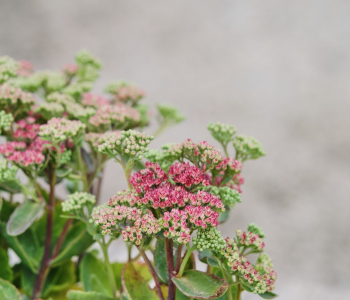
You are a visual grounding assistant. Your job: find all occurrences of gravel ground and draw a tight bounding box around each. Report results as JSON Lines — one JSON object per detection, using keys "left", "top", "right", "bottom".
{"left": 1, "top": 1, "right": 350, "bottom": 299}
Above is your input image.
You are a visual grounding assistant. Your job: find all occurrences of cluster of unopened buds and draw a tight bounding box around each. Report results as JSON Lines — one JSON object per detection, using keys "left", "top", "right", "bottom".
{"left": 0, "top": 159, "right": 18, "bottom": 182}
{"left": 233, "top": 135, "right": 266, "bottom": 161}
{"left": 39, "top": 117, "right": 86, "bottom": 144}
{"left": 0, "top": 110, "right": 13, "bottom": 133}
{"left": 207, "top": 122, "right": 237, "bottom": 144}
{"left": 14, "top": 117, "right": 40, "bottom": 140}
{"left": 105, "top": 81, "right": 145, "bottom": 105}
{"left": 62, "top": 192, "right": 96, "bottom": 213}
{"left": 0, "top": 83, "right": 36, "bottom": 110}
{"left": 236, "top": 228, "right": 265, "bottom": 251}
{"left": 85, "top": 131, "right": 121, "bottom": 150}
{"left": 98, "top": 130, "right": 153, "bottom": 161}
{"left": 0, "top": 56, "right": 18, "bottom": 83}
{"left": 81, "top": 93, "right": 110, "bottom": 108}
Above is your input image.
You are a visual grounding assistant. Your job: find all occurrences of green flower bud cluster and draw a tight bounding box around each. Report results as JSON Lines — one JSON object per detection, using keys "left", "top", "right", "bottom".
{"left": 39, "top": 118, "right": 86, "bottom": 144}
{"left": 135, "top": 104, "right": 150, "bottom": 127}
{"left": 255, "top": 253, "right": 274, "bottom": 274}
{"left": 207, "top": 122, "right": 237, "bottom": 145}
{"left": 44, "top": 72, "right": 67, "bottom": 93}
{"left": 233, "top": 135, "right": 266, "bottom": 162}
{"left": 55, "top": 149, "right": 72, "bottom": 166}
{"left": 0, "top": 56, "right": 18, "bottom": 84}
{"left": 209, "top": 186, "right": 241, "bottom": 209}
{"left": 62, "top": 82, "right": 93, "bottom": 99}
{"left": 156, "top": 104, "right": 185, "bottom": 125}
{"left": 0, "top": 110, "right": 13, "bottom": 134}
{"left": 144, "top": 145, "right": 179, "bottom": 171}
{"left": 105, "top": 81, "right": 145, "bottom": 105}
{"left": 247, "top": 223, "right": 265, "bottom": 238}
{"left": 75, "top": 49, "right": 102, "bottom": 83}
{"left": 62, "top": 192, "right": 96, "bottom": 213}
{"left": 98, "top": 130, "right": 153, "bottom": 161}
{"left": 47, "top": 92, "right": 75, "bottom": 104}
{"left": 193, "top": 227, "right": 226, "bottom": 252}
{"left": 0, "top": 84, "right": 36, "bottom": 112}
{"left": 85, "top": 131, "right": 121, "bottom": 150}
{"left": 0, "top": 159, "right": 18, "bottom": 182}
{"left": 35, "top": 102, "right": 64, "bottom": 120}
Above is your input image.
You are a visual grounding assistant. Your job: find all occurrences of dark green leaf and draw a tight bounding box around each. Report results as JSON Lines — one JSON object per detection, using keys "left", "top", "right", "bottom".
{"left": 154, "top": 239, "right": 168, "bottom": 283}
{"left": 80, "top": 251, "right": 112, "bottom": 297}
{"left": 241, "top": 282, "right": 254, "bottom": 292}
{"left": 0, "top": 223, "right": 40, "bottom": 274}
{"left": 67, "top": 290, "right": 115, "bottom": 300}
{"left": 50, "top": 221, "right": 94, "bottom": 267}
{"left": 172, "top": 270, "right": 228, "bottom": 299}
{"left": 0, "top": 197, "right": 2, "bottom": 213}
{"left": 81, "top": 148, "right": 94, "bottom": 173}
{"left": 0, "top": 200, "right": 17, "bottom": 223}
{"left": 6, "top": 200, "right": 45, "bottom": 236}
{"left": 0, "top": 278, "right": 21, "bottom": 300}
{"left": 198, "top": 249, "right": 213, "bottom": 263}
{"left": 0, "top": 181, "right": 22, "bottom": 194}
{"left": 207, "top": 257, "right": 221, "bottom": 268}
{"left": 122, "top": 262, "right": 159, "bottom": 300}
{"left": 141, "top": 236, "right": 153, "bottom": 250}
{"left": 259, "top": 291, "right": 278, "bottom": 299}
{"left": 175, "top": 288, "right": 190, "bottom": 300}
{"left": 218, "top": 206, "right": 230, "bottom": 224}
{"left": 0, "top": 248, "right": 13, "bottom": 281}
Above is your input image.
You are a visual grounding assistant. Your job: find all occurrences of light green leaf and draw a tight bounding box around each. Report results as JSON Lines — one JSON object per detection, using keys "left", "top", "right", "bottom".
{"left": 0, "top": 278, "right": 21, "bottom": 300}
{"left": 154, "top": 239, "right": 168, "bottom": 283}
{"left": 0, "top": 248, "right": 13, "bottom": 281}
{"left": 206, "top": 257, "right": 220, "bottom": 268}
{"left": 80, "top": 251, "right": 112, "bottom": 297}
{"left": 218, "top": 206, "right": 230, "bottom": 224}
{"left": 50, "top": 222, "right": 94, "bottom": 267}
{"left": 172, "top": 270, "right": 228, "bottom": 299}
{"left": 259, "top": 291, "right": 278, "bottom": 299}
{"left": 111, "top": 262, "right": 124, "bottom": 290}
{"left": 7, "top": 200, "right": 45, "bottom": 236}
{"left": 0, "top": 181, "right": 22, "bottom": 194}
{"left": 67, "top": 290, "right": 115, "bottom": 300}
{"left": 122, "top": 262, "right": 159, "bottom": 300}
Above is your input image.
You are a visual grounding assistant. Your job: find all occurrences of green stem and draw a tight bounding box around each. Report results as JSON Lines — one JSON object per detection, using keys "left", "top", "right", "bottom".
{"left": 219, "top": 261, "right": 233, "bottom": 300}
{"left": 100, "top": 238, "right": 117, "bottom": 299}
{"left": 235, "top": 283, "right": 242, "bottom": 300}
{"left": 178, "top": 244, "right": 195, "bottom": 277}
{"left": 153, "top": 120, "right": 169, "bottom": 138}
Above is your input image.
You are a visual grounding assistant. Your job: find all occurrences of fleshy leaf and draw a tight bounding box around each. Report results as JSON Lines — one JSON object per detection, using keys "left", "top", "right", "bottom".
{"left": 172, "top": 270, "right": 228, "bottom": 299}
{"left": 259, "top": 291, "right": 279, "bottom": 299}
{"left": 206, "top": 257, "right": 221, "bottom": 268}
{"left": 67, "top": 290, "right": 115, "bottom": 300}
{"left": 80, "top": 251, "right": 112, "bottom": 297}
{"left": 0, "top": 181, "right": 22, "bottom": 194}
{"left": 0, "top": 248, "right": 13, "bottom": 281}
{"left": 6, "top": 200, "right": 45, "bottom": 236}
{"left": 122, "top": 262, "right": 159, "bottom": 300}
{"left": 0, "top": 278, "right": 21, "bottom": 300}
{"left": 50, "top": 221, "right": 94, "bottom": 267}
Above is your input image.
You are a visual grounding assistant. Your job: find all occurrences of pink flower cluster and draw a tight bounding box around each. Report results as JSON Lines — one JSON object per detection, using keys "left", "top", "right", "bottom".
{"left": 169, "top": 162, "right": 210, "bottom": 188}
{"left": 63, "top": 64, "right": 78, "bottom": 76}
{"left": 14, "top": 117, "right": 40, "bottom": 141}
{"left": 0, "top": 141, "right": 26, "bottom": 156}
{"left": 114, "top": 85, "right": 145, "bottom": 103}
{"left": 7, "top": 149, "right": 44, "bottom": 167}
{"left": 92, "top": 203, "right": 161, "bottom": 245}
{"left": 17, "top": 61, "right": 33, "bottom": 77}
{"left": 88, "top": 103, "right": 140, "bottom": 129}
{"left": 215, "top": 157, "right": 242, "bottom": 173}
{"left": 85, "top": 131, "right": 121, "bottom": 149}
{"left": 236, "top": 229, "right": 265, "bottom": 251}
{"left": 81, "top": 93, "right": 110, "bottom": 108}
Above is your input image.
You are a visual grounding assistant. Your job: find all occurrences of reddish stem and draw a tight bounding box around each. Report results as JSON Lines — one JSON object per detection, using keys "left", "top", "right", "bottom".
{"left": 137, "top": 247, "right": 165, "bottom": 300}
{"left": 32, "top": 168, "right": 56, "bottom": 299}
{"left": 51, "top": 218, "right": 72, "bottom": 260}
{"left": 165, "top": 239, "right": 176, "bottom": 300}
{"left": 175, "top": 244, "right": 183, "bottom": 274}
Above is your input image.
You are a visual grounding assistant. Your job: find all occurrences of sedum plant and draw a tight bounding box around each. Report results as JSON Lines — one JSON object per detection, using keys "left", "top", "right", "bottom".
{"left": 0, "top": 51, "right": 277, "bottom": 300}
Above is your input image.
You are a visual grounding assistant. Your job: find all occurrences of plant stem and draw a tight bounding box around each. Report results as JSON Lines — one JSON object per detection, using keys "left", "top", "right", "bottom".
{"left": 101, "top": 238, "right": 118, "bottom": 299}
{"left": 174, "top": 244, "right": 183, "bottom": 274}
{"left": 51, "top": 218, "right": 72, "bottom": 260}
{"left": 219, "top": 261, "right": 233, "bottom": 300}
{"left": 235, "top": 283, "right": 242, "bottom": 300}
{"left": 165, "top": 239, "right": 176, "bottom": 300}
{"left": 137, "top": 247, "right": 165, "bottom": 300}
{"left": 32, "top": 167, "right": 56, "bottom": 299}
{"left": 178, "top": 244, "right": 195, "bottom": 277}
{"left": 95, "top": 167, "right": 105, "bottom": 204}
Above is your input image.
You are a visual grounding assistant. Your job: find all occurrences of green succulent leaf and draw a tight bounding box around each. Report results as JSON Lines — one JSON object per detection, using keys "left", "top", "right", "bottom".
{"left": 0, "top": 278, "right": 21, "bottom": 300}
{"left": 241, "top": 282, "right": 254, "bottom": 292}
{"left": 0, "top": 181, "right": 22, "bottom": 194}
{"left": 6, "top": 200, "right": 45, "bottom": 236}
{"left": 259, "top": 291, "right": 279, "bottom": 299}
{"left": 154, "top": 239, "right": 168, "bottom": 283}
{"left": 0, "top": 248, "right": 13, "bottom": 281}
{"left": 122, "top": 262, "right": 159, "bottom": 300}
{"left": 218, "top": 206, "right": 230, "bottom": 224}
{"left": 50, "top": 221, "right": 94, "bottom": 267}
{"left": 172, "top": 270, "right": 228, "bottom": 299}
{"left": 67, "top": 290, "right": 115, "bottom": 300}
{"left": 80, "top": 251, "right": 113, "bottom": 297}
{"left": 0, "top": 222, "right": 40, "bottom": 274}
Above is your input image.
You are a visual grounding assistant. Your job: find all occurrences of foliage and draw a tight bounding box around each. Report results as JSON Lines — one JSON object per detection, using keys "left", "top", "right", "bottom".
{"left": 0, "top": 50, "right": 277, "bottom": 300}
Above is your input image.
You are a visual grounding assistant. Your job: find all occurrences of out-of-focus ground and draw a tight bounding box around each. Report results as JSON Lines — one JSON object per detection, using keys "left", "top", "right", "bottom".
{"left": 1, "top": 1, "right": 350, "bottom": 299}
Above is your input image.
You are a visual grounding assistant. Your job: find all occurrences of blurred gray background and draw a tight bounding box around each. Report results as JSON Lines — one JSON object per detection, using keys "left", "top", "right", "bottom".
{"left": 1, "top": 1, "right": 350, "bottom": 299}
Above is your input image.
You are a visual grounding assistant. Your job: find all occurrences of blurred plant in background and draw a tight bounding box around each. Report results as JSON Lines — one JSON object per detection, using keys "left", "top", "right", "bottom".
{"left": 0, "top": 51, "right": 277, "bottom": 300}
